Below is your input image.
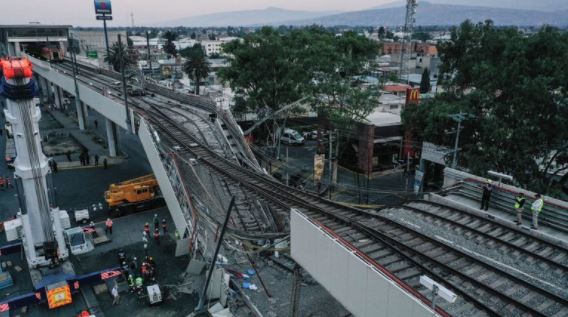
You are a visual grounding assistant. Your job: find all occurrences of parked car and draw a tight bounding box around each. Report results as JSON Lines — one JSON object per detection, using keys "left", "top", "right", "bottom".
{"left": 280, "top": 129, "right": 305, "bottom": 145}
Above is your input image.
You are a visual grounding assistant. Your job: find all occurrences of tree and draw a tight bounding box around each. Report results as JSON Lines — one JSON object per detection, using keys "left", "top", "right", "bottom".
{"left": 162, "top": 30, "right": 178, "bottom": 57}
{"left": 182, "top": 44, "right": 210, "bottom": 95}
{"left": 378, "top": 26, "right": 386, "bottom": 39}
{"left": 219, "top": 27, "right": 306, "bottom": 112}
{"left": 420, "top": 68, "right": 431, "bottom": 93}
{"left": 413, "top": 32, "right": 431, "bottom": 42}
{"left": 104, "top": 41, "right": 137, "bottom": 72}
{"left": 190, "top": 32, "right": 196, "bottom": 39}
{"left": 404, "top": 20, "right": 568, "bottom": 195}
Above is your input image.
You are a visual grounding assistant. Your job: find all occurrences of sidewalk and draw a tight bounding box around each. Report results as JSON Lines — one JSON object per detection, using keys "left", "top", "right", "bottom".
{"left": 45, "top": 110, "right": 125, "bottom": 169}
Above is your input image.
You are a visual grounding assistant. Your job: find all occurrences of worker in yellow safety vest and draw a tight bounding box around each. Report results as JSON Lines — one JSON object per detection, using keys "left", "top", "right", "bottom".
{"left": 514, "top": 193, "right": 526, "bottom": 225}
{"left": 531, "top": 194, "right": 544, "bottom": 230}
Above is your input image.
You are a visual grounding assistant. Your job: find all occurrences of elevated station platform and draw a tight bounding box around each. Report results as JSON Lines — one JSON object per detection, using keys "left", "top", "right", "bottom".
{"left": 439, "top": 168, "right": 568, "bottom": 248}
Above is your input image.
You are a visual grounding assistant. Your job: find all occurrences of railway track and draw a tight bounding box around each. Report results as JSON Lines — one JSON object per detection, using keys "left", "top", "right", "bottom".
{"left": 387, "top": 201, "right": 568, "bottom": 271}
{"left": 144, "top": 103, "right": 568, "bottom": 317}
{"left": 46, "top": 62, "right": 568, "bottom": 316}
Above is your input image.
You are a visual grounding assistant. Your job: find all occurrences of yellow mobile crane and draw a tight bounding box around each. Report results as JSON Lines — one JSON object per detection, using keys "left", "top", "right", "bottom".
{"left": 104, "top": 174, "right": 165, "bottom": 216}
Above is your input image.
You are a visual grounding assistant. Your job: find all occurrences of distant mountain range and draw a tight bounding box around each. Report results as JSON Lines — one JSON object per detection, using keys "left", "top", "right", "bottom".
{"left": 290, "top": 2, "right": 568, "bottom": 27}
{"left": 372, "top": 0, "right": 568, "bottom": 12}
{"left": 160, "top": 7, "right": 340, "bottom": 27}
{"left": 160, "top": 2, "right": 568, "bottom": 27}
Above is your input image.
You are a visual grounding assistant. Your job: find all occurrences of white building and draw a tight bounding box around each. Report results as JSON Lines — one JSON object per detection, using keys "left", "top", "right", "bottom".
{"left": 174, "top": 37, "right": 197, "bottom": 50}
{"left": 201, "top": 40, "right": 223, "bottom": 56}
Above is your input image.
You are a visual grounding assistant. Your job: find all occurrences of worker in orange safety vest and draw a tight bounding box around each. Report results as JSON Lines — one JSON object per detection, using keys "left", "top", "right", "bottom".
{"left": 105, "top": 218, "right": 113, "bottom": 235}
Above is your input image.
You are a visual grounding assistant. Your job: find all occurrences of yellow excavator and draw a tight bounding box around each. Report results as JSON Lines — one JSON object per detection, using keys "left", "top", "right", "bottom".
{"left": 104, "top": 174, "right": 165, "bottom": 216}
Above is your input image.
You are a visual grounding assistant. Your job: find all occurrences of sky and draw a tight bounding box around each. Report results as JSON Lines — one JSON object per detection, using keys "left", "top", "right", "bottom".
{"left": 4, "top": 0, "right": 393, "bottom": 27}
{"left": 3, "top": 0, "right": 558, "bottom": 27}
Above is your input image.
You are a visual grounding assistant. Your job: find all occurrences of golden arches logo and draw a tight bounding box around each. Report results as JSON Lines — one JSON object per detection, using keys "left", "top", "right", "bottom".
{"left": 407, "top": 88, "right": 420, "bottom": 104}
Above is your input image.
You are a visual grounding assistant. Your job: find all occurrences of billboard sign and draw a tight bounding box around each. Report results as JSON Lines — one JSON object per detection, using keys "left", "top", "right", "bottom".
{"left": 406, "top": 88, "right": 420, "bottom": 105}
{"left": 96, "top": 15, "right": 113, "bottom": 20}
{"left": 94, "top": 0, "right": 112, "bottom": 15}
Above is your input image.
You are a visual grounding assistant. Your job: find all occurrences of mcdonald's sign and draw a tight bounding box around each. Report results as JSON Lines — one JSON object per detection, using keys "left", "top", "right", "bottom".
{"left": 100, "top": 270, "right": 121, "bottom": 280}
{"left": 406, "top": 88, "right": 420, "bottom": 105}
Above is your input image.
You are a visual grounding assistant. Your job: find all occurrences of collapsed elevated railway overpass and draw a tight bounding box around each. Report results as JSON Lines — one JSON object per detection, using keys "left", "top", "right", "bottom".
{"left": 28, "top": 55, "right": 568, "bottom": 317}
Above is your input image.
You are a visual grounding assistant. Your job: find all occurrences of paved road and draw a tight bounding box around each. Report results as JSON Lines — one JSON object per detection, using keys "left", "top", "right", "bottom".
{"left": 261, "top": 140, "right": 417, "bottom": 206}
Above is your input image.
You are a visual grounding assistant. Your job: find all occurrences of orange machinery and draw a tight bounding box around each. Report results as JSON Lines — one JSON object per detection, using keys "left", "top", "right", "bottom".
{"left": 104, "top": 174, "right": 164, "bottom": 216}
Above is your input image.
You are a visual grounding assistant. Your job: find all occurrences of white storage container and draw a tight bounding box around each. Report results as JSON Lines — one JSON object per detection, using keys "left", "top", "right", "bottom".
{"left": 59, "top": 209, "right": 71, "bottom": 229}
{"left": 4, "top": 218, "right": 22, "bottom": 242}
{"left": 74, "top": 209, "right": 90, "bottom": 223}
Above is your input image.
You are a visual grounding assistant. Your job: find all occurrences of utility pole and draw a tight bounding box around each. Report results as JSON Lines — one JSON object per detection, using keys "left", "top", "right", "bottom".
{"left": 328, "top": 129, "right": 333, "bottom": 199}
{"left": 117, "top": 34, "right": 131, "bottom": 130}
{"left": 448, "top": 112, "right": 471, "bottom": 168}
{"left": 68, "top": 33, "right": 85, "bottom": 130}
{"left": 194, "top": 197, "right": 235, "bottom": 314}
{"left": 103, "top": 17, "right": 111, "bottom": 69}
{"left": 286, "top": 146, "right": 289, "bottom": 186}
{"left": 146, "top": 31, "right": 153, "bottom": 78}
{"left": 289, "top": 265, "right": 302, "bottom": 317}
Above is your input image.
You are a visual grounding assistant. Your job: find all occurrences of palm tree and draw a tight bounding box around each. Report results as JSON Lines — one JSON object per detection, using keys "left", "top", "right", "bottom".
{"left": 104, "top": 42, "right": 136, "bottom": 72}
{"left": 183, "top": 44, "right": 210, "bottom": 95}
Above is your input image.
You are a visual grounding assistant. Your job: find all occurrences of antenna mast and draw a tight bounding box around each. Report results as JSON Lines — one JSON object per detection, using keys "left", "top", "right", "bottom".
{"left": 398, "top": 0, "right": 418, "bottom": 82}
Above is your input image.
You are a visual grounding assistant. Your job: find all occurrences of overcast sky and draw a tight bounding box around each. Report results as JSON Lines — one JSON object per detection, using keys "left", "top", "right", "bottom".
{"left": 3, "top": 0, "right": 555, "bottom": 27}
{"left": 5, "top": 0, "right": 395, "bottom": 27}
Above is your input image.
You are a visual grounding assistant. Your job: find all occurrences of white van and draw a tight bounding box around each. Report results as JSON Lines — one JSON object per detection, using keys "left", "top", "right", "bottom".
{"left": 280, "top": 129, "right": 305, "bottom": 145}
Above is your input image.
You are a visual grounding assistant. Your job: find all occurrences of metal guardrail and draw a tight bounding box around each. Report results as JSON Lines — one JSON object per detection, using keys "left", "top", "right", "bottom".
{"left": 454, "top": 180, "right": 568, "bottom": 232}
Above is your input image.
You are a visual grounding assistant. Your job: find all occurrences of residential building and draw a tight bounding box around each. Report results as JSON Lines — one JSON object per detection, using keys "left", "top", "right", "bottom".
{"left": 201, "top": 40, "right": 223, "bottom": 56}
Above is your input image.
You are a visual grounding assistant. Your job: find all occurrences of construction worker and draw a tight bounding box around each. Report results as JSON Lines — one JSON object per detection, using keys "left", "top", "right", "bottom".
{"left": 531, "top": 194, "right": 544, "bottom": 230}
{"left": 111, "top": 283, "right": 120, "bottom": 305}
{"left": 130, "top": 256, "right": 138, "bottom": 271}
{"left": 135, "top": 276, "right": 144, "bottom": 294}
{"left": 105, "top": 218, "right": 113, "bottom": 235}
{"left": 514, "top": 193, "right": 526, "bottom": 225}
{"left": 153, "top": 228, "right": 160, "bottom": 245}
{"left": 147, "top": 256, "right": 157, "bottom": 274}
{"left": 118, "top": 249, "right": 127, "bottom": 266}
{"left": 144, "top": 222, "right": 150, "bottom": 236}
{"left": 161, "top": 219, "right": 167, "bottom": 235}
{"left": 480, "top": 180, "right": 493, "bottom": 211}
{"left": 153, "top": 214, "right": 159, "bottom": 230}
{"left": 127, "top": 274, "right": 135, "bottom": 292}
{"left": 141, "top": 262, "right": 150, "bottom": 279}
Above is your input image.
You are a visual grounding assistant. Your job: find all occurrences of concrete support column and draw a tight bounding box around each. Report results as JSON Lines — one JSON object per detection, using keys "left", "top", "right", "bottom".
{"left": 105, "top": 118, "right": 118, "bottom": 157}
{"left": 75, "top": 97, "right": 85, "bottom": 130}
{"left": 53, "top": 85, "right": 62, "bottom": 109}
{"left": 82, "top": 102, "right": 89, "bottom": 125}
{"left": 38, "top": 77, "right": 49, "bottom": 103}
